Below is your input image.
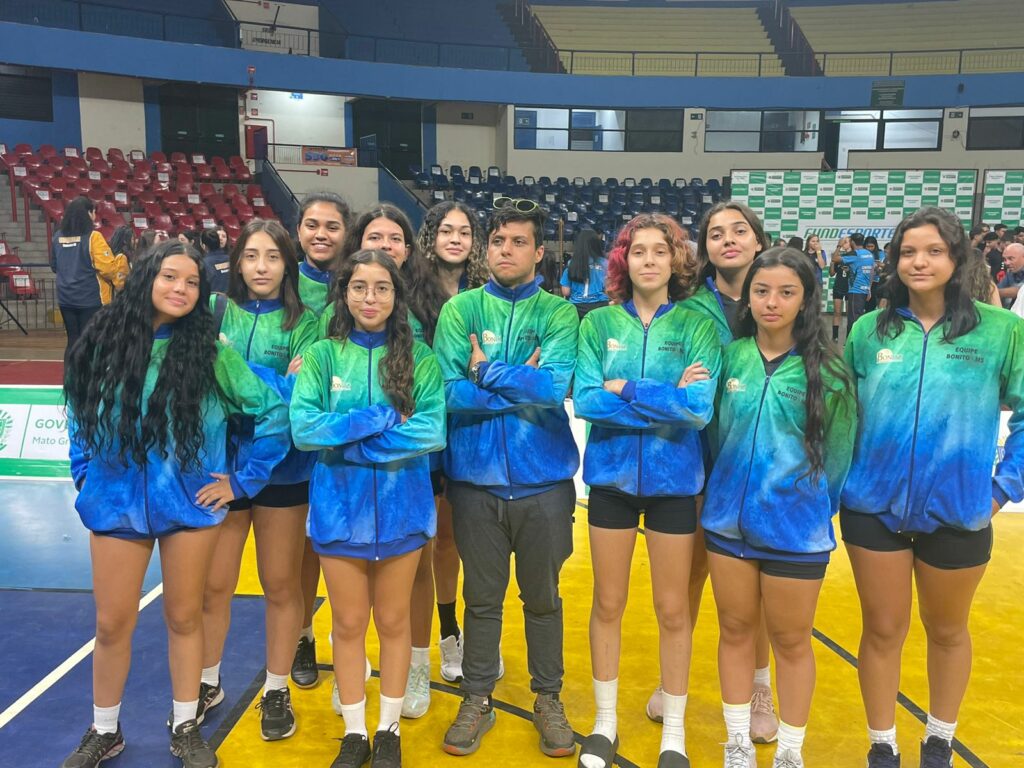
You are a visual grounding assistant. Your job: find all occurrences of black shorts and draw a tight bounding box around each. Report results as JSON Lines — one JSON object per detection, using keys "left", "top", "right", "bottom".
{"left": 704, "top": 536, "right": 827, "bottom": 580}
{"left": 839, "top": 508, "right": 993, "bottom": 570}
{"left": 431, "top": 469, "right": 446, "bottom": 497}
{"left": 228, "top": 481, "right": 310, "bottom": 511}
{"left": 587, "top": 486, "right": 696, "bottom": 535}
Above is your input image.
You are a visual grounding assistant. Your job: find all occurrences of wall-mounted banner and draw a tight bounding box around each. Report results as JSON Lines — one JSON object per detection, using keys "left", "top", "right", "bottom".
{"left": 301, "top": 146, "right": 357, "bottom": 166}
{"left": 0, "top": 387, "right": 70, "bottom": 479}
{"left": 980, "top": 170, "right": 1024, "bottom": 227}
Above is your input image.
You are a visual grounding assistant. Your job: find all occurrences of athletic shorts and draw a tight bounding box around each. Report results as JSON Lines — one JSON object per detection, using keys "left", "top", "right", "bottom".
{"left": 228, "top": 481, "right": 310, "bottom": 511}
{"left": 431, "top": 469, "right": 446, "bottom": 497}
{"left": 703, "top": 536, "right": 827, "bottom": 580}
{"left": 839, "top": 508, "right": 993, "bottom": 570}
{"left": 587, "top": 486, "right": 697, "bottom": 535}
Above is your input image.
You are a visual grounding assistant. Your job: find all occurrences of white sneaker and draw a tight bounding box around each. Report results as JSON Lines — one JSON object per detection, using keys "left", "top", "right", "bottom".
{"left": 401, "top": 662, "right": 431, "bottom": 718}
{"left": 723, "top": 733, "right": 756, "bottom": 768}
{"left": 439, "top": 634, "right": 463, "bottom": 682}
{"left": 331, "top": 658, "right": 372, "bottom": 716}
{"left": 772, "top": 748, "right": 804, "bottom": 768}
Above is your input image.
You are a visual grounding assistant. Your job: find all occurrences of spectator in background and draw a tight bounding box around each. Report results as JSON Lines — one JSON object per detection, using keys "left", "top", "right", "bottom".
{"left": 829, "top": 236, "right": 853, "bottom": 342}
{"left": 835, "top": 232, "right": 874, "bottom": 336}
{"left": 772, "top": 237, "right": 787, "bottom": 248}
{"left": 801, "top": 233, "right": 827, "bottom": 282}
{"left": 108, "top": 225, "right": 136, "bottom": 276}
{"left": 968, "top": 223, "right": 989, "bottom": 251}
{"left": 137, "top": 229, "right": 161, "bottom": 255}
{"left": 981, "top": 231, "right": 1003, "bottom": 280}
{"left": 201, "top": 227, "right": 231, "bottom": 293}
{"left": 863, "top": 236, "right": 883, "bottom": 311}
{"left": 997, "top": 243, "right": 1024, "bottom": 307}
{"left": 994, "top": 223, "right": 1008, "bottom": 239}
{"left": 1014, "top": 226, "right": 1024, "bottom": 245}
{"left": 560, "top": 228, "right": 609, "bottom": 319}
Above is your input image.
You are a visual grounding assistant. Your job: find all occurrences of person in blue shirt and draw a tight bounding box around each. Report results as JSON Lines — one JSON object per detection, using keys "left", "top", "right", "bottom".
{"left": 560, "top": 228, "right": 609, "bottom": 318}
{"left": 834, "top": 232, "right": 876, "bottom": 336}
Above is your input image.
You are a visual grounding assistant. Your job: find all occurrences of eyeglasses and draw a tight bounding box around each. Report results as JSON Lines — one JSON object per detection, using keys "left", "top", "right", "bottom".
{"left": 493, "top": 196, "right": 539, "bottom": 213}
{"left": 347, "top": 283, "right": 394, "bottom": 300}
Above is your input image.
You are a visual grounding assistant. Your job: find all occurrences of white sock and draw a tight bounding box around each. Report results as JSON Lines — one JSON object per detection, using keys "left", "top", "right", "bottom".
{"left": 724, "top": 700, "right": 753, "bottom": 744}
{"left": 777, "top": 720, "right": 805, "bottom": 755}
{"left": 411, "top": 646, "right": 430, "bottom": 667}
{"left": 172, "top": 699, "right": 198, "bottom": 729}
{"left": 753, "top": 666, "right": 771, "bottom": 687}
{"left": 580, "top": 678, "right": 617, "bottom": 768}
{"left": 93, "top": 703, "right": 120, "bottom": 735}
{"left": 201, "top": 663, "right": 221, "bottom": 687}
{"left": 263, "top": 670, "right": 289, "bottom": 696}
{"left": 868, "top": 726, "right": 898, "bottom": 753}
{"left": 300, "top": 625, "right": 314, "bottom": 642}
{"left": 340, "top": 697, "right": 367, "bottom": 737}
{"left": 378, "top": 693, "right": 403, "bottom": 735}
{"left": 924, "top": 714, "right": 957, "bottom": 744}
{"left": 660, "top": 691, "right": 687, "bottom": 756}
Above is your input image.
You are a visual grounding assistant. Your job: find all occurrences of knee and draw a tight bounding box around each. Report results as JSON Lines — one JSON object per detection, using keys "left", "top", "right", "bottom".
{"left": 373, "top": 606, "right": 410, "bottom": 640}
{"left": 260, "top": 573, "right": 300, "bottom": 607}
{"left": 718, "top": 612, "right": 758, "bottom": 645}
{"left": 921, "top": 618, "right": 970, "bottom": 650}
{"left": 333, "top": 608, "right": 369, "bottom": 642}
{"left": 653, "top": 596, "right": 691, "bottom": 635}
{"left": 861, "top": 612, "right": 911, "bottom": 650}
{"left": 95, "top": 612, "right": 137, "bottom": 647}
{"left": 164, "top": 604, "right": 203, "bottom": 637}
{"left": 522, "top": 583, "right": 561, "bottom": 617}
{"left": 769, "top": 628, "right": 811, "bottom": 661}
{"left": 591, "top": 589, "right": 627, "bottom": 625}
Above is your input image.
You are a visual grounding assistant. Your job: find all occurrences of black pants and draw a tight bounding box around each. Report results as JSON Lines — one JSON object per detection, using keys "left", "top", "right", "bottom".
{"left": 846, "top": 293, "right": 867, "bottom": 335}
{"left": 61, "top": 305, "right": 101, "bottom": 367}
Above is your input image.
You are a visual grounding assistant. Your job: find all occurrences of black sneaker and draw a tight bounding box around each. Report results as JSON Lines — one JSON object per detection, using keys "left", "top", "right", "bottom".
{"left": 867, "top": 742, "right": 901, "bottom": 768}
{"left": 61, "top": 724, "right": 125, "bottom": 768}
{"left": 257, "top": 688, "right": 296, "bottom": 741}
{"left": 169, "top": 719, "right": 218, "bottom": 768}
{"left": 165, "top": 681, "right": 225, "bottom": 729}
{"left": 291, "top": 636, "right": 319, "bottom": 688}
{"left": 371, "top": 724, "right": 401, "bottom": 768}
{"left": 919, "top": 736, "right": 953, "bottom": 768}
{"left": 330, "top": 733, "right": 371, "bottom": 768}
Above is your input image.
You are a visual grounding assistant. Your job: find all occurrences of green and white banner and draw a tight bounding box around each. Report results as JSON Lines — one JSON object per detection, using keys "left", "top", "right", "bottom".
{"left": 0, "top": 386, "right": 71, "bottom": 480}
{"left": 980, "top": 170, "right": 1024, "bottom": 227}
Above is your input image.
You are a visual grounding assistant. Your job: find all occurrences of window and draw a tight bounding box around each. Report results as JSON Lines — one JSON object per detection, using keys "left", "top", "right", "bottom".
{"left": 513, "top": 107, "right": 683, "bottom": 152}
{"left": 826, "top": 108, "right": 943, "bottom": 154}
{"left": 968, "top": 107, "right": 1024, "bottom": 150}
{"left": 0, "top": 66, "right": 53, "bottom": 122}
{"left": 705, "top": 110, "right": 819, "bottom": 152}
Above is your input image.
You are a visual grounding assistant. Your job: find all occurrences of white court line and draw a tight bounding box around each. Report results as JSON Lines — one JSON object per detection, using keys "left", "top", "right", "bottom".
{"left": 0, "top": 582, "right": 164, "bottom": 730}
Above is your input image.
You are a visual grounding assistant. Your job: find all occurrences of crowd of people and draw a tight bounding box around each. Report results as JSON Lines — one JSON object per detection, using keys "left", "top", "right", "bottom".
{"left": 52, "top": 188, "right": 1024, "bottom": 768}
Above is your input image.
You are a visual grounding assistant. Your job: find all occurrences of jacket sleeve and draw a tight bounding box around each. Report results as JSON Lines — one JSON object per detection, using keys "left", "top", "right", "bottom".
{"left": 342, "top": 348, "right": 447, "bottom": 464}
{"left": 289, "top": 343, "right": 400, "bottom": 451}
{"left": 994, "top": 316, "right": 1024, "bottom": 505}
{"left": 90, "top": 231, "right": 125, "bottom": 292}
{"left": 290, "top": 310, "right": 321, "bottom": 358}
{"left": 214, "top": 344, "right": 291, "bottom": 499}
{"left": 822, "top": 369, "right": 858, "bottom": 513}
{"left": 67, "top": 406, "right": 90, "bottom": 491}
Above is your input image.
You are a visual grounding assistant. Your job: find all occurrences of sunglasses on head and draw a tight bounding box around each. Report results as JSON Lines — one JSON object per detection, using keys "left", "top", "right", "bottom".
{"left": 493, "top": 196, "right": 539, "bottom": 213}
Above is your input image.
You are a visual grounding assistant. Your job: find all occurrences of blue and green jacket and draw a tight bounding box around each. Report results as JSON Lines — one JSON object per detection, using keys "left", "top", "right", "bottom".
{"left": 702, "top": 337, "right": 857, "bottom": 557}
{"left": 574, "top": 301, "right": 721, "bottom": 496}
{"left": 434, "top": 276, "right": 580, "bottom": 499}
{"left": 69, "top": 326, "right": 290, "bottom": 537}
{"left": 298, "top": 259, "right": 333, "bottom": 316}
{"left": 216, "top": 296, "right": 319, "bottom": 487}
{"left": 290, "top": 333, "right": 446, "bottom": 559}
{"left": 842, "top": 304, "right": 1024, "bottom": 533}
{"left": 678, "top": 279, "right": 735, "bottom": 347}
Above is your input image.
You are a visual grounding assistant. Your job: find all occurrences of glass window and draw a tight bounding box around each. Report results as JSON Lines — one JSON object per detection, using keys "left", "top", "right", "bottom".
{"left": 627, "top": 130, "right": 683, "bottom": 152}
{"left": 970, "top": 106, "right": 1024, "bottom": 118}
{"left": 627, "top": 109, "right": 683, "bottom": 131}
{"left": 967, "top": 117, "right": 1024, "bottom": 150}
{"left": 762, "top": 131, "right": 820, "bottom": 152}
{"left": 882, "top": 121, "right": 940, "bottom": 149}
{"left": 882, "top": 109, "right": 943, "bottom": 119}
{"left": 824, "top": 109, "right": 880, "bottom": 120}
{"left": 705, "top": 131, "right": 760, "bottom": 152}
{"left": 513, "top": 106, "right": 683, "bottom": 152}
{"left": 533, "top": 108, "right": 569, "bottom": 129}
{"left": 706, "top": 110, "right": 761, "bottom": 131}
{"left": 535, "top": 130, "right": 569, "bottom": 150}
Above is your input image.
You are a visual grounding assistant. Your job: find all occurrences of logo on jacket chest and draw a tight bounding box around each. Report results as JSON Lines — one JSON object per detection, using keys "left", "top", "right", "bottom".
{"left": 946, "top": 346, "right": 985, "bottom": 365}
{"left": 606, "top": 338, "right": 627, "bottom": 352}
{"left": 481, "top": 330, "right": 501, "bottom": 346}
{"left": 725, "top": 378, "right": 746, "bottom": 394}
{"left": 331, "top": 376, "right": 352, "bottom": 392}
{"left": 876, "top": 348, "right": 903, "bottom": 364}
{"left": 516, "top": 328, "right": 539, "bottom": 347}
{"left": 656, "top": 340, "right": 685, "bottom": 355}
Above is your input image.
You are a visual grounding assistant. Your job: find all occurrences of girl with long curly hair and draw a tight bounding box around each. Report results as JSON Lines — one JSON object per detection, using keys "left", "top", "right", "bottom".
{"left": 702, "top": 247, "right": 856, "bottom": 768}
{"left": 416, "top": 200, "right": 489, "bottom": 297}
{"left": 290, "top": 249, "right": 446, "bottom": 768}
{"left": 60, "top": 241, "right": 289, "bottom": 768}
{"left": 573, "top": 213, "right": 721, "bottom": 768}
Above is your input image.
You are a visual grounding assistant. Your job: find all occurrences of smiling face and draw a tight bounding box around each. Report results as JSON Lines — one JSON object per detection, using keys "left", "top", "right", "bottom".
{"left": 627, "top": 227, "right": 673, "bottom": 297}
{"left": 706, "top": 209, "right": 762, "bottom": 274}
{"left": 749, "top": 264, "right": 804, "bottom": 337}
{"left": 345, "top": 262, "right": 395, "bottom": 333}
{"left": 298, "top": 201, "right": 346, "bottom": 268}
{"left": 151, "top": 253, "right": 200, "bottom": 327}
{"left": 434, "top": 209, "right": 473, "bottom": 267}
{"left": 487, "top": 221, "right": 543, "bottom": 288}
{"left": 897, "top": 224, "right": 956, "bottom": 297}
{"left": 361, "top": 216, "right": 410, "bottom": 268}
{"left": 238, "top": 230, "right": 285, "bottom": 301}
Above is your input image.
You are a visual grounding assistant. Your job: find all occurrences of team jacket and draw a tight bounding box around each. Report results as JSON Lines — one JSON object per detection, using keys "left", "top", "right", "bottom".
{"left": 433, "top": 276, "right": 580, "bottom": 498}
{"left": 298, "top": 259, "right": 332, "bottom": 315}
{"left": 702, "top": 337, "right": 857, "bottom": 556}
{"left": 573, "top": 301, "right": 720, "bottom": 496}
{"left": 216, "top": 296, "right": 320, "bottom": 487}
{"left": 69, "top": 327, "right": 290, "bottom": 537}
{"left": 51, "top": 230, "right": 127, "bottom": 308}
{"left": 290, "top": 332, "right": 446, "bottom": 559}
{"left": 842, "top": 304, "right": 1024, "bottom": 533}
{"left": 678, "top": 279, "right": 734, "bottom": 347}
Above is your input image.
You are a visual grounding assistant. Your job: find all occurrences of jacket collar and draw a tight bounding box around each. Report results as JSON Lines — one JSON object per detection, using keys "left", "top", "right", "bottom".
{"left": 349, "top": 329, "right": 387, "bottom": 349}
{"left": 154, "top": 323, "right": 174, "bottom": 339}
{"left": 239, "top": 297, "right": 283, "bottom": 314}
{"left": 300, "top": 259, "right": 332, "bottom": 284}
{"left": 484, "top": 275, "right": 543, "bottom": 301}
{"left": 623, "top": 299, "right": 673, "bottom": 321}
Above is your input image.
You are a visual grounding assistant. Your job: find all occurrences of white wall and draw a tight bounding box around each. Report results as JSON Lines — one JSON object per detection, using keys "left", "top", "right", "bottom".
{"left": 239, "top": 89, "right": 349, "bottom": 160}
{"left": 227, "top": 1, "right": 320, "bottom": 56}
{"left": 77, "top": 73, "right": 146, "bottom": 154}
{"left": 435, "top": 103, "right": 500, "bottom": 170}
{"left": 275, "top": 166, "right": 379, "bottom": 213}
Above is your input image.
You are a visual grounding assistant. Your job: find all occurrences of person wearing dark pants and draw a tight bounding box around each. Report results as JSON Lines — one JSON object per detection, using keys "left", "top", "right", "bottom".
{"left": 434, "top": 199, "right": 580, "bottom": 759}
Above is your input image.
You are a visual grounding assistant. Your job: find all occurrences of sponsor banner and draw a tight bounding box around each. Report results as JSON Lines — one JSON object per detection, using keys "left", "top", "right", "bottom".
{"left": 301, "top": 146, "right": 357, "bottom": 166}
{"left": 980, "top": 169, "right": 1024, "bottom": 227}
{"left": 0, "top": 387, "right": 71, "bottom": 479}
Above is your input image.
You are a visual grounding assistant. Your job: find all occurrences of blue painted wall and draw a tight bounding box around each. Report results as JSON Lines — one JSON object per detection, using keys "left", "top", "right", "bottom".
{"left": 143, "top": 84, "right": 161, "bottom": 154}
{"left": 0, "top": 70, "right": 81, "bottom": 150}
{"left": 422, "top": 104, "right": 437, "bottom": 168}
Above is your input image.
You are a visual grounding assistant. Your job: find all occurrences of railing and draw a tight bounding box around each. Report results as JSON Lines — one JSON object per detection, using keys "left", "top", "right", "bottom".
{"left": 259, "top": 160, "right": 301, "bottom": 235}
{"left": 264, "top": 143, "right": 358, "bottom": 166}
{"left": 513, "top": 0, "right": 565, "bottom": 74}
{"left": 0, "top": 276, "right": 61, "bottom": 331}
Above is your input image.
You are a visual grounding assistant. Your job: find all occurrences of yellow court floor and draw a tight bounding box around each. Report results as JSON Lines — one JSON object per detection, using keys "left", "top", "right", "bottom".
{"left": 223, "top": 505, "right": 1024, "bottom": 768}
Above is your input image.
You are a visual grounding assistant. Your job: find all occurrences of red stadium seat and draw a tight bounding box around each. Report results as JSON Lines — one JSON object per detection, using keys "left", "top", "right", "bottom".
{"left": 246, "top": 184, "right": 262, "bottom": 200}
{"left": 143, "top": 202, "right": 162, "bottom": 219}
{"left": 153, "top": 213, "right": 173, "bottom": 232}
{"left": 195, "top": 164, "right": 213, "bottom": 180}
{"left": 170, "top": 152, "right": 187, "bottom": 164}
{"left": 85, "top": 147, "right": 103, "bottom": 162}
{"left": 125, "top": 181, "right": 145, "bottom": 198}
{"left": 255, "top": 206, "right": 276, "bottom": 219}
{"left": 138, "top": 190, "right": 157, "bottom": 206}
{"left": 198, "top": 183, "right": 216, "bottom": 198}
{"left": 232, "top": 166, "right": 252, "bottom": 182}
{"left": 107, "top": 148, "right": 126, "bottom": 163}
{"left": 48, "top": 178, "right": 67, "bottom": 198}
{"left": 150, "top": 151, "right": 167, "bottom": 163}
{"left": 38, "top": 144, "right": 58, "bottom": 159}
{"left": 109, "top": 168, "right": 128, "bottom": 185}
{"left": 89, "top": 158, "right": 110, "bottom": 174}
{"left": 222, "top": 183, "right": 240, "bottom": 199}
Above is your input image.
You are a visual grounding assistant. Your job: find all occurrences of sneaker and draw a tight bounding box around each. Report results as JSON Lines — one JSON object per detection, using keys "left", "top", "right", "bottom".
{"left": 442, "top": 694, "right": 496, "bottom": 756}
{"left": 61, "top": 725, "right": 125, "bottom": 768}
{"left": 646, "top": 685, "right": 664, "bottom": 723}
{"left": 401, "top": 662, "right": 430, "bottom": 719}
{"left": 773, "top": 748, "right": 804, "bottom": 768}
{"left": 169, "top": 719, "right": 218, "bottom": 768}
{"left": 723, "top": 733, "right": 756, "bottom": 768}
{"left": 919, "top": 736, "right": 953, "bottom": 768}
{"left": 291, "top": 636, "right": 318, "bottom": 688}
{"left": 750, "top": 683, "right": 779, "bottom": 743}
{"left": 257, "top": 688, "right": 296, "bottom": 741}
{"left": 658, "top": 750, "right": 691, "bottom": 767}
{"left": 867, "top": 742, "right": 901, "bottom": 768}
{"left": 371, "top": 724, "right": 401, "bottom": 768}
{"left": 166, "top": 681, "right": 225, "bottom": 729}
{"left": 333, "top": 659, "right": 373, "bottom": 716}
{"left": 532, "top": 692, "right": 576, "bottom": 757}
{"left": 439, "top": 634, "right": 463, "bottom": 683}
{"left": 330, "top": 733, "right": 371, "bottom": 768}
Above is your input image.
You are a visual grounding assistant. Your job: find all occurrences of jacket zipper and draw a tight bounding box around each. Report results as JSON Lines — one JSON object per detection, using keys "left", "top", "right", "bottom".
{"left": 368, "top": 346, "right": 380, "bottom": 560}
{"left": 735, "top": 368, "right": 774, "bottom": 556}
{"left": 899, "top": 325, "right": 930, "bottom": 532}
{"left": 636, "top": 316, "right": 651, "bottom": 496}
{"left": 499, "top": 292, "right": 518, "bottom": 499}
{"left": 244, "top": 300, "right": 260, "bottom": 360}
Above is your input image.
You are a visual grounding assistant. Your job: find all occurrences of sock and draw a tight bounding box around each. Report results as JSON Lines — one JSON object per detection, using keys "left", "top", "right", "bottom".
{"left": 437, "top": 601, "right": 460, "bottom": 640}
{"left": 580, "top": 678, "right": 617, "bottom": 768}
{"left": 753, "top": 666, "right": 771, "bottom": 687}
{"left": 660, "top": 691, "right": 687, "bottom": 756}
{"left": 411, "top": 646, "right": 430, "bottom": 667}
{"left": 201, "top": 663, "right": 221, "bottom": 687}
{"left": 171, "top": 699, "right": 198, "bottom": 729}
{"left": 378, "top": 693, "right": 403, "bottom": 735}
{"left": 300, "top": 625, "right": 314, "bottom": 643}
{"left": 723, "top": 700, "right": 752, "bottom": 744}
{"left": 340, "top": 697, "right": 367, "bottom": 737}
{"left": 924, "top": 714, "right": 957, "bottom": 744}
{"left": 263, "top": 671, "right": 289, "bottom": 696}
{"left": 868, "top": 726, "right": 898, "bottom": 754}
{"left": 777, "top": 720, "right": 806, "bottom": 755}
{"left": 93, "top": 703, "right": 121, "bottom": 735}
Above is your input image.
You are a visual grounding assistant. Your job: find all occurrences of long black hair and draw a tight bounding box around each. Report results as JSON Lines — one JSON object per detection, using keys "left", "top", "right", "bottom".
{"left": 696, "top": 200, "right": 771, "bottom": 284}
{"left": 737, "top": 247, "right": 854, "bottom": 479}
{"left": 109, "top": 225, "right": 135, "bottom": 261}
{"left": 65, "top": 241, "right": 218, "bottom": 471}
{"left": 59, "top": 196, "right": 96, "bottom": 238}
{"left": 416, "top": 200, "right": 489, "bottom": 289}
{"left": 875, "top": 207, "right": 979, "bottom": 341}
{"left": 567, "top": 228, "right": 604, "bottom": 284}
{"left": 327, "top": 249, "right": 416, "bottom": 416}
{"left": 227, "top": 218, "right": 305, "bottom": 331}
